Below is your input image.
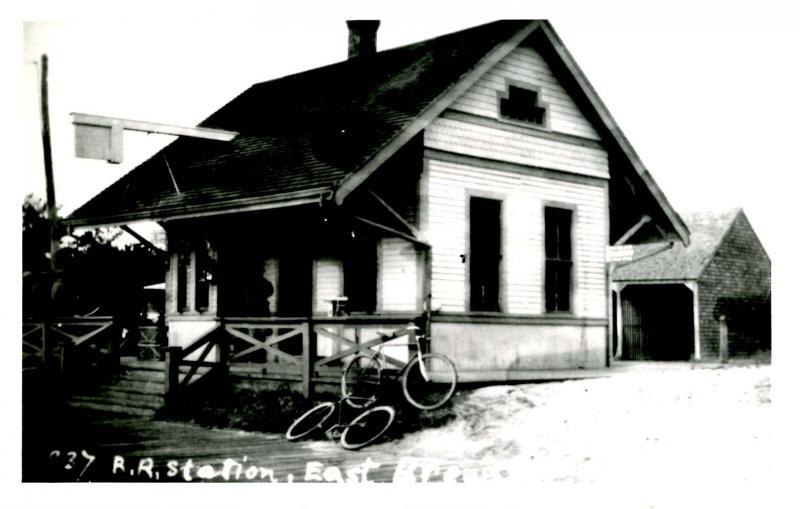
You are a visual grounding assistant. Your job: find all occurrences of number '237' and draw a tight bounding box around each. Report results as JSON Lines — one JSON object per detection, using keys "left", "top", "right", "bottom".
{"left": 49, "top": 450, "right": 96, "bottom": 480}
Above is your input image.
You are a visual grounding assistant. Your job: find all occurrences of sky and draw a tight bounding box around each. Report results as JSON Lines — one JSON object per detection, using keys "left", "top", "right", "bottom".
{"left": 16, "top": 1, "right": 798, "bottom": 257}
{"left": 14, "top": 10, "right": 800, "bottom": 293}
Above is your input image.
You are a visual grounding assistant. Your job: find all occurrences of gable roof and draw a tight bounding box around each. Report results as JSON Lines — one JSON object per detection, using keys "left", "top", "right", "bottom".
{"left": 613, "top": 208, "right": 742, "bottom": 282}
{"left": 65, "top": 20, "right": 689, "bottom": 246}
{"left": 66, "top": 20, "right": 533, "bottom": 226}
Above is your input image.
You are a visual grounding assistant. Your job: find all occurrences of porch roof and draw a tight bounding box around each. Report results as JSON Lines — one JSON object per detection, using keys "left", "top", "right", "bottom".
{"left": 66, "top": 20, "right": 689, "bottom": 246}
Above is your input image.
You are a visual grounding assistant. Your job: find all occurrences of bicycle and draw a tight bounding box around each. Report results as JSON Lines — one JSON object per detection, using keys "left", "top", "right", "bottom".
{"left": 285, "top": 395, "right": 396, "bottom": 450}
{"left": 340, "top": 324, "right": 458, "bottom": 411}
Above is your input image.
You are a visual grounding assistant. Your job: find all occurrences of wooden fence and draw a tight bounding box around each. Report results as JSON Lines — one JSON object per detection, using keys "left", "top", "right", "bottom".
{"left": 24, "top": 315, "right": 422, "bottom": 407}
{"left": 22, "top": 317, "right": 118, "bottom": 374}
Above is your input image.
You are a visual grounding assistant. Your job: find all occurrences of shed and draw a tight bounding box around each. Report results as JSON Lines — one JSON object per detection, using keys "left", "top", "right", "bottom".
{"left": 612, "top": 209, "right": 770, "bottom": 360}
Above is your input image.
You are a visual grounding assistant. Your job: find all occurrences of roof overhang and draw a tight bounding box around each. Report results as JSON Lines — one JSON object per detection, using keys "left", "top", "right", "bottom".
{"left": 64, "top": 188, "right": 332, "bottom": 228}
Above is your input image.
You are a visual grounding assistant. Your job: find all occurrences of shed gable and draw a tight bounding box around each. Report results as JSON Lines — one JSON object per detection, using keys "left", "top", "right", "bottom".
{"left": 697, "top": 211, "right": 771, "bottom": 357}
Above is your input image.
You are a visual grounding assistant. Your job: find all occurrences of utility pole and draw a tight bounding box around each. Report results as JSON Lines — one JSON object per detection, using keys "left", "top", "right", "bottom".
{"left": 40, "top": 53, "right": 59, "bottom": 272}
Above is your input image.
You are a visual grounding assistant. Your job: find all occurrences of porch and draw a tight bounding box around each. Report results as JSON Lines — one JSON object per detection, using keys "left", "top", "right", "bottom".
{"left": 23, "top": 314, "right": 424, "bottom": 413}
{"left": 166, "top": 314, "right": 422, "bottom": 400}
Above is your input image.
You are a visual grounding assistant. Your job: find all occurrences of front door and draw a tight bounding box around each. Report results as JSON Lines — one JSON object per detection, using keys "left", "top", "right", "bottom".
{"left": 469, "top": 196, "right": 502, "bottom": 312}
{"left": 278, "top": 254, "right": 312, "bottom": 317}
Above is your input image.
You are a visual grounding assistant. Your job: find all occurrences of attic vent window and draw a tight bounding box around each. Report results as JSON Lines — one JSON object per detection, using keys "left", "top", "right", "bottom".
{"left": 499, "top": 85, "right": 547, "bottom": 126}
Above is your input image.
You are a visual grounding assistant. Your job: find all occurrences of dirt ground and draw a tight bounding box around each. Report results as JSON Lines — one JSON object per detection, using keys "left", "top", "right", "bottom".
{"left": 383, "top": 362, "right": 773, "bottom": 484}
{"left": 23, "top": 362, "right": 774, "bottom": 490}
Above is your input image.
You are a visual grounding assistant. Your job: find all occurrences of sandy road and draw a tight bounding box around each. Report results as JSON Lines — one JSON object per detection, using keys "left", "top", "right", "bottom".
{"left": 23, "top": 362, "right": 772, "bottom": 485}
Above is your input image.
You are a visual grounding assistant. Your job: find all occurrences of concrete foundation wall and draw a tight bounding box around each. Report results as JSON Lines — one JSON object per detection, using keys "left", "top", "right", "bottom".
{"left": 431, "top": 321, "right": 606, "bottom": 377}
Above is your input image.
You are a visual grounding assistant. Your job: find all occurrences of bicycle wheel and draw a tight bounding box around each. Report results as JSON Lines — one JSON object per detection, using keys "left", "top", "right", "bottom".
{"left": 402, "top": 353, "right": 458, "bottom": 410}
{"left": 340, "top": 405, "right": 395, "bottom": 450}
{"left": 341, "top": 353, "right": 382, "bottom": 409}
{"left": 285, "top": 402, "right": 336, "bottom": 441}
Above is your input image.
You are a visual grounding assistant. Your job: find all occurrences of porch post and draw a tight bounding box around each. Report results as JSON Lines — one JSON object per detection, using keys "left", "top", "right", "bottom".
{"left": 689, "top": 282, "right": 701, "bottom": 361}
{"left": 423, "top": 245, "right": 433, "bottom": 340}
{"left": 217, "top": 321, "right": 230, "bottom": 380}
{"left": 719, "top": 315, "right": 729, "bottom": 363}
{"left": 614, "top": 284, "right": 626, "bottom": 360}
{"left": 164, "top": 346, "right": 181, "bottom": 407}
{"left": 301, "top": 320, "right": 315, "bottom": 398}
{"left": 606, "top": 263, "right": 614, "bottom": 366}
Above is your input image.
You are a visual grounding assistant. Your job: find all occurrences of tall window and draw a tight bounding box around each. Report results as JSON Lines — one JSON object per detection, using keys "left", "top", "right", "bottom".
{"left": 176, "top": 249, "right": 190, "bottom": 313}
{"left": 194, "top": 244, "right": 210, "bottom": 312}
{"left": 545, "top": 207, "right": 572, "bottom": 312}
{"left": 470, "top": 196, "right": 502, "bottom": 312}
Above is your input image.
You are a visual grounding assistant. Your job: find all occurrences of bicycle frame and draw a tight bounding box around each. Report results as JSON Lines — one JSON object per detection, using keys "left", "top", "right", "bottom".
{"left": 369, "top": 325, "right": 431, "bottom": 383}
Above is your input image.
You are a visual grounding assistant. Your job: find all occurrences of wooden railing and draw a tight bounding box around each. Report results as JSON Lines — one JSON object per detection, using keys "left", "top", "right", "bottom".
{"left": 164, "top": 325, "right": 226, "bottom": 406}
{"left": 313, "top": 319, "right": 414, "bottom": 371}
{"left": 163, "top": 315, "right": 420, "bottom": 403}
{"left": 22, "top": 317, "right": 118, "bottom": 374}
{"left": 136, "top": 325, "right": 163, "bottom": 360}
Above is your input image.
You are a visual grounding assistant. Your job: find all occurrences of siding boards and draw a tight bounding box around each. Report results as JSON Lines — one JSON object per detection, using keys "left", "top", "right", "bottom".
{"left": 426, "top": 117, "right": 609, "bottom": 179}
{"left": 450, "top": 45, "right": 600, "bottom": 140}
{"left": 313, "top": 258, "right": 343, "bottom": 316}
{"left": 379, "top": 238, "right": 419, "bottom": 312}
{"left": 424, "top": 158, "right": 607, "bottom": 317}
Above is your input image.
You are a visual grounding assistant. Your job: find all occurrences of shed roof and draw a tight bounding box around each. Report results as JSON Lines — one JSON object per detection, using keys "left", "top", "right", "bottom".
{"left": 613, "top": 208, "right": 742, "bottom": 282}
{"left": 66, "top": 20, "right": 689, "bottom": 245}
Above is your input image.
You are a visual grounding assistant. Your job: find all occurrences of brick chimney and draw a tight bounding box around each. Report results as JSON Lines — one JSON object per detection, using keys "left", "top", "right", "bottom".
{"left": 346, "top": 20, "right": 380, "bottom": 59}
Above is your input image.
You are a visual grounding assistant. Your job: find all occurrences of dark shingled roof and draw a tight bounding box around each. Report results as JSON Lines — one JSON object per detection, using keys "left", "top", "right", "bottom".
{"left": 613, "top": 209, "right": 742, "bottom": 281}
{"left": 67, "top": 20, "right": 532, "bottom": 226}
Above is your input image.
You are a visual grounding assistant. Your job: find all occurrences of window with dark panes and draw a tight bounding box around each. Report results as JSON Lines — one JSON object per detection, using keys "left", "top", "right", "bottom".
{"left": 176, "top": 249, "right": 190, "bottom": 313}
{"left": 500, "top": 85, "right": 547, "bottom": 125}
{"left": 545, "top": 207, "right": 573, "bottom": 312}
{"left": 195, "top": 245, "right": 209, "bottom": 312}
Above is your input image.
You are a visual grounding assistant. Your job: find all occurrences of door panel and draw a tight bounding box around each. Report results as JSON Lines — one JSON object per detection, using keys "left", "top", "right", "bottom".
{"left": 469, "top": 197, "right": 502, "bottom": 312}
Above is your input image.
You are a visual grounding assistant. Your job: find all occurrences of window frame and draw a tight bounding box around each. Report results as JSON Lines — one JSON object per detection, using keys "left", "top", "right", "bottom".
{"left": 194, "top": 242, "right": 210, "bottom": 313}
{"left": 496, "top": 80, "right": 550, "bottom": 130}
{"left": 176, "top": 248, "right": 190, "bottom": 314}
{"left": 466, "top": 190, "right": 506, "bottom": 313}
{"left": 543, "top": 203, "right": 575, "bottom": 314}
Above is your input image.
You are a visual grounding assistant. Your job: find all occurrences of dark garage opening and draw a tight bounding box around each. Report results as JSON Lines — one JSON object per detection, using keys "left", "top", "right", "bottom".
{"left": 620, "top": 284, "right": 694, "bottom": 361}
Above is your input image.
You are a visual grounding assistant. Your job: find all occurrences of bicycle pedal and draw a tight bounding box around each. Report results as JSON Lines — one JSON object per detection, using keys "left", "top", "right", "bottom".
{"left": 325, "top": 428, "right": 342, "bottom": 440}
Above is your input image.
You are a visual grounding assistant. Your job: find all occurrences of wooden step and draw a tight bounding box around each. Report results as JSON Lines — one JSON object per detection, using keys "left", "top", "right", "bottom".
{"left": 117, "top": 369, "right": 165, "bottom": 383}
{"left": 112, "top": 378, "right": 166, "bottom": 395}
{"left": 117, "top": 364, "right": 211, "bottom": 379}
{"left": 119, "top": 359, "right": 165, "bottom": 371}
{"left": 67, "top": 397, "right": 156, "bottom": 417}
{"left": 71, "top": 392, "right": 162, "bottom": 411}
{"left": 96, "top": 389, "right": 165, "bottom": 409}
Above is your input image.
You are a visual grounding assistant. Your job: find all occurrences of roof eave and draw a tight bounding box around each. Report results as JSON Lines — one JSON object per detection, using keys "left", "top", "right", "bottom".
{"left": 64, "top": 188, "right": 332, "bottom": 228}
